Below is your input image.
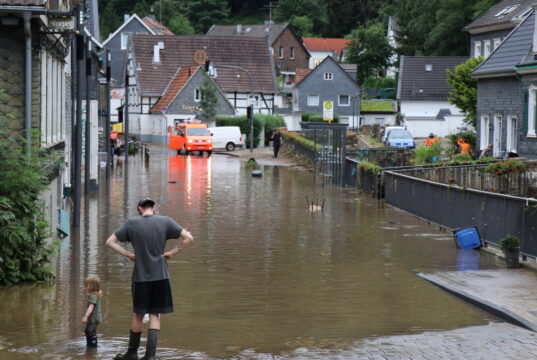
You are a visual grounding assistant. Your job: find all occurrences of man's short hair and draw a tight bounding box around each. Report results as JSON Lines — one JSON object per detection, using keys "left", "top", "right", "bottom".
{"left": 137, "top": 198, "right": 155, "bottom": 209}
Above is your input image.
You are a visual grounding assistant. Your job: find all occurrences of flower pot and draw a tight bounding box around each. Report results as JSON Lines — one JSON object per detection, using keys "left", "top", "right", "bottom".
{"left": 503, "top": 247, "right": 520, "bottom": 268}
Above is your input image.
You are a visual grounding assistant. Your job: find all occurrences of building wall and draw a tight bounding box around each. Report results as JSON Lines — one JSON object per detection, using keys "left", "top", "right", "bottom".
{"left": 470, "top": 29, "right": 511, "bottom": 58}
{"left": 104, "top": 19, "right": 152, "bottom": 85}
{"left": 272, "top": 27, "right": 309, "bottom": 75}
{"left": 401, "top": 100, "right": 467, "bottom": 137}
{"left": 308, "top": 50, "right": 335, "bottom": 69}
{"left": 294, "top": 59, "right": 360, "bottom": 118}
{"left": 166, "top": 70, "right": 235, "bottom": 118}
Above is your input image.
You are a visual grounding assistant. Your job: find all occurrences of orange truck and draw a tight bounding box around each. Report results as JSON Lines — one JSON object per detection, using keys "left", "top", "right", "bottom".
{"left": 169, "top": 122, "right": 213, "bottom": 155}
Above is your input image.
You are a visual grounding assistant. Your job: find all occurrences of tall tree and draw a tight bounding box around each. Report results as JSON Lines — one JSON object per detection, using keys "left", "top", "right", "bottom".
{"left": 446, "top": 57, "right": 484, "bottom": 127}
{"left": 274, "top": 0, "right": 328, "bottom": 35}
{"left": 187, "top": 0, "right": 230, "bottom": 33}
{"left": 346, "top": 23, "right": 393, "bottom": 82}
{"left": 289, "top": 16, "right": 314, "bottom": 38}
{"left": 200, "top": 77, "right": 218, "bottom": 121}
{"left": 394, "top": 0, "right": 440, "bottom": 56}
{"left": 168, "top": 14, "right": 196, "bottom": 35}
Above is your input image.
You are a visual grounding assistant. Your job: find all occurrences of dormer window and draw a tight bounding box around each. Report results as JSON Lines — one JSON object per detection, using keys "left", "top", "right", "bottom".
{"left": 425, "top": 64, "right": 433, "bottom": 72}
{"left": 494, "top": 4, "right": 520, "bottom": 18}
{"left": 324, "top": 72, "right": 333, "bottom": 80}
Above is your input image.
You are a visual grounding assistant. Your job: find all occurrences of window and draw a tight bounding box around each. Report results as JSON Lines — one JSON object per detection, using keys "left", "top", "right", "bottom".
{"left": 307, "top": 94, "right": 319, "bottom": 106}
{"left": 290, "top": 47, "right": 295, "bottom": 59}
{"left": 194, "top": 88, "right": 201, "bottom": 102}
{"left": 324, "top": 72, "right": 333, "bottom": 80}
{"left": 483, "top": 40, "right": 491, "bottom": 57}
{"left": 506, "top": 116, "right": 517, "bottom": 152}
{"left": 339, "top": 95, "right": 350, "bottom": 106}
{"left": 474, "top": 41, "right": 482, "bottom": 58}
{"left": 493, "top": 115, "right": 503, "bottom": 157}
{"left": 425, "top": 64, "right": 433, "bottom": 72}
{"left": 528, "top": 87, "right": 537, "bottom": 137}
{"left": 278, "top": 46, "right": 283, "bottom": 58}
{"left": 480, "top": 115, "right": 490, "bottom": 148}
{"left": 493, "top": 38, "right": 501, "bottom": 50}
{"left": 121, "top": 33, "right": 128, "bottom": 50}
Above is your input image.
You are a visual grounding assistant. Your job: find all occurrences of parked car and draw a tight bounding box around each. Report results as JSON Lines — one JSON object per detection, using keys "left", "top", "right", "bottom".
{"left": 382, "top": 126, "right": 407, "bottom": 143}
{"left": 384, "top": 130, "right": 415, "bottom": 149}
{"left": 209, "top": 126, "right": 243, "bottom": 151}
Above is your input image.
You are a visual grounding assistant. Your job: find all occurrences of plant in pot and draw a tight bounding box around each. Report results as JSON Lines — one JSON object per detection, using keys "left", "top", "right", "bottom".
{"left": 499, "top": 234, "right": 520, "bottom": 268}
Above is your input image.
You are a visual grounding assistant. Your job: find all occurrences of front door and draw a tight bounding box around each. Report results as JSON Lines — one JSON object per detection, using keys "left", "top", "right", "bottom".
{"left": 506, "top": 116, "right": 517, "bottom": 153}
{"left": 493, "top": 115, "right": 502, "bottom": 157}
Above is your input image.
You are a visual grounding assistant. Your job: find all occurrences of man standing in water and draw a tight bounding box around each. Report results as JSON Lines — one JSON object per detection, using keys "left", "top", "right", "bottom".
{"left": 106, "top": 198, "right": 194, "bottom": 360}
{"left": 271, "top": 129, "right": 282, "bottom": 158}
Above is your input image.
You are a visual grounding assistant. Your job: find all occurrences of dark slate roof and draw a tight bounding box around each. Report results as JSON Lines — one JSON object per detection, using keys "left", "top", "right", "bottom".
{"left": 206, "top": 24, "right": 287, "bottom": 45}
{"left": 0, "top": 0, "right": 45, "bottom": 5}
{"left": 397, "top": 56, "right": 468, "bottom": 101}
{"left": 472, "top": 11, "right": 534, "bottom": 75}
{"left": 132, "top": 34, "right": 276, "bottom": 96}
{"left": 464, "top": 0, "right": 535, "bottom": 33}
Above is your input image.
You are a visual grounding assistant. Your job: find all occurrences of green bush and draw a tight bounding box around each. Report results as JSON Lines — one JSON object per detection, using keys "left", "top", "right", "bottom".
{"left": 413, "top": 143, "right": 442, "bottom": 165}
{"left": 301, "top": 112, "right": 340, "bottom": 123}
{"left": 215, "top": 114, "right": 286, "bottom": 147}
{"left": 358, "top": 161, "right": 382, "bottom": 173}
{"left": 450, "top": 153, "right": 473, "bottom": 164}
{"left": 256, "top": 114, "right": 286, "bottom": 145}
{"left": 0, "top": 120, "right": 57, "bottom": 285}
{"left": 499, "top": 234, "right": 520, "bottom": 251}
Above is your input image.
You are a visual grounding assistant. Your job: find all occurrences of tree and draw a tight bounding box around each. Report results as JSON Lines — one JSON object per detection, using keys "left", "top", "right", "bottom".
{"left": 187, "top": 0, "right": 230, "bottom": 33}
{"left": 168, "top": 14, "right": 195, "bottom": 35}
{"left": 446, "top": 57, "right": 484, "bottom": 127}
{"left": 274, "top": 0, "right": 329, "bottom": 35}
{"left": 200, "top": 77, "right": 218, "bottom": 121}
{"left": 473, "top": 0, "right": 501, "bottom": 19}
{"left": 288, "top": 16, "right": 314, "bottom": 38}
{"left": 346, "top": 23, "right": 393, "bottom": 82}
{"left": 394, "top": 0, "right": 440, "bottom": 55}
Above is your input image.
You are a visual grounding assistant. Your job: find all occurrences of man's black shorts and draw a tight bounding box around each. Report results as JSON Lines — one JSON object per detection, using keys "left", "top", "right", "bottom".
{"left": 132, "top": 279, "right": 173, "bottom": 315}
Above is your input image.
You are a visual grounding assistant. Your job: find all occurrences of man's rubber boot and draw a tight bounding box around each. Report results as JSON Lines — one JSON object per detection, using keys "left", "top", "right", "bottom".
{"left": 141, "top": 329, "right": 160, "bottom": 360}
{"left": 114, "top": 331, "right": 141, "bottom": 360}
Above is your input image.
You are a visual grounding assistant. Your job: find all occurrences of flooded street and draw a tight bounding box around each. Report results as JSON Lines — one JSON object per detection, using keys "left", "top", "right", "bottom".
{"left": 0, "top": 150, "right": 503, "bottom": 359}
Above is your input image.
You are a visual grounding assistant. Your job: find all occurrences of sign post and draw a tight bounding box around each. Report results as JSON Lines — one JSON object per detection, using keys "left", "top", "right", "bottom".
{"left": 323, "top": 101, "right": 334, "bottom": 123}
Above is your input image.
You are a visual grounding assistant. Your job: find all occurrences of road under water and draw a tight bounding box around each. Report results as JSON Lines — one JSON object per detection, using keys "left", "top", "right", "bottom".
{"left": 0, "top": 150, "right": 503, "bottom": 359}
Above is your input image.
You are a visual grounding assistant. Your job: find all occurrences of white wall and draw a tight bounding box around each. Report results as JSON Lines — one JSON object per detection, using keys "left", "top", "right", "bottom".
{"left": 400, "top": 100, "right": 467, "bottom": 137}
{"left": 309, "top": 50, "right": 335, "bottom": 69}
{"left": 361, "top": 114, "right": 396, "bottom": 127}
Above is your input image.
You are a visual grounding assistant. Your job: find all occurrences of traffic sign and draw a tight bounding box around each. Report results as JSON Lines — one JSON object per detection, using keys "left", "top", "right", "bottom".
{"left": 323, "top": 101, "right": 334, "bottom": 123}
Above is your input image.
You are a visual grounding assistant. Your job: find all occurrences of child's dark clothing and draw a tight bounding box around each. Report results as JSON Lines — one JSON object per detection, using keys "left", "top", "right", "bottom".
{"left": 85, "top": 294, "right": 102, "bottom": 347}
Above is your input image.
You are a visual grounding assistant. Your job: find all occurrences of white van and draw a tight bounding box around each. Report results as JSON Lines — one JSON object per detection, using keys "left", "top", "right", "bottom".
{"left": 209, "top": 126, "right": 243, "bottom": 151}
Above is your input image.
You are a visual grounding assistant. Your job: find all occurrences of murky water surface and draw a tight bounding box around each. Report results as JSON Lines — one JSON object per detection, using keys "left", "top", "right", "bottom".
{"left": 0, "top": 151, "right": 502, "bottom": 359}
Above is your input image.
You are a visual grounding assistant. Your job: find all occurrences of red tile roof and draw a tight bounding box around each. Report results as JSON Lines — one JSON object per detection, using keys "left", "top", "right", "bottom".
{"left": 0, "top": 0, "right": 45, "bottom": 5}
{"left": 143, "top": 17, "right": 174, "bottom": 36}
{"left": 295, "top": 68, "right": 311, "bottom": 84}
{"left": 151, "top": 66, "right": 200, "bottom": 113}
{"left": 302, "top": 38, "right": 351, "bottom": 56}
{"left": 132, "top": 34, "right": 276, "bottom": 96}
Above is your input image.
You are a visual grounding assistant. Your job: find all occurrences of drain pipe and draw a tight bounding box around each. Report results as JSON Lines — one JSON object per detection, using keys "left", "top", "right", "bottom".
{"left": 23, "top": 12, "right": 32, "bottom": 154}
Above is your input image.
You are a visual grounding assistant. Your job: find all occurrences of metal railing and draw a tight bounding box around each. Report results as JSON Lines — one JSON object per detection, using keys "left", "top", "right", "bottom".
{"left": 347, "top": 148, "right": 414, "bottom": 168}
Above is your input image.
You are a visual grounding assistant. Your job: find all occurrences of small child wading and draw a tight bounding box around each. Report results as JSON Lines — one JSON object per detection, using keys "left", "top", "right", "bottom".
{"left": 82, "top": 275, "right": 103, "bottom": 347}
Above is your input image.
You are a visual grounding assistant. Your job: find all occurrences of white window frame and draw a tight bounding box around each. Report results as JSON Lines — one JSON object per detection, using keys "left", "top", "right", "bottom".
{"left": 528, "top": 86, "right": 537, "bottom": 137}
{"left": 474, "top": 41, "right": 482, "bottom": 58}
{"left": 290, "top": 47, "right": 295, "bottom": 59}
{"left": 493, "top": 38, "right": 501, "bottom": 50}
{"left": 121, "top": 33, "right": 128, "bottom": 50}
{"left": 324, "top": 72, "right": 333, "bottom": 80}
{"left": 480, "top": 115, "right": 490, "bottom": 148}
{"left": 194, "top": 88, "right": 201, "bottom": 102}
{"left": 307, "top": 94, "right": 319, "bottom": 106}
{"left": 493, "top": 114, "right": 503, "bottom": 157}
{"left": 506, "top": 115, "right": 517, "bottom": 153}
{"left": 483, "top": 40, "right": 491, "bottom": 57}
{"left": 278, "top": 46, "right": 283, "bottom": 59}
{"left": 338, "top": 94, "right": 350, "bottom": 106}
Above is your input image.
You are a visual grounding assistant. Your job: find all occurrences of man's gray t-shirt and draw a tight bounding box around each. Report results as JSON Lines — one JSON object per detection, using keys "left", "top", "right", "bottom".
{"left": 115, "top": 215, "right": 183, "bottom": 282}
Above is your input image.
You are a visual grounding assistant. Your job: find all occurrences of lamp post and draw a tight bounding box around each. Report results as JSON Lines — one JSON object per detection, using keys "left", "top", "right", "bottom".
{"left": 213, "top": 63, "right": 255, "bottom": 153}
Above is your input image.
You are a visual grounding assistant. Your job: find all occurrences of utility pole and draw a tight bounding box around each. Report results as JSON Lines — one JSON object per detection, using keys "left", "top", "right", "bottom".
{"left": 73, "top": 5, "right": 83, "bottom": 228}
{"left": 105, "top": 49, "right": 111, "bottom": 175}
{"left": 247, "top": 105, "right": 254, "bottom": 153}
{"left": 124, "top": 63, "right": 129, "bottom": 161}
{"left": 84, "top": 38, "right": 91, "bottom": 194}
{"left": 261, "top": 2, "right": 277, "bottom": 26}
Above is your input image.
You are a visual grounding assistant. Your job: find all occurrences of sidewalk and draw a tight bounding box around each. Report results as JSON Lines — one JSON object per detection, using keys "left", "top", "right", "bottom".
{"left": 418, "top": 269, "right": 537, "bottom": 332}
{"left": 214, "top": 147, "right": 297, "bottom": 167}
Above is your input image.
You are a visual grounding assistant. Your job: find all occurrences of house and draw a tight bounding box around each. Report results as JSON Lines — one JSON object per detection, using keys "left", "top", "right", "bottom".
{"left": 146, "top": 66, "right": 235, "bottom": 143}
{"left": 302, "top": 37, "right": 351, "bottom": 69}
{"left": 0, "top": 0, "right": 73, "bottom": 239}
{"left": 292, "top": 56, "right": 360, "bottom": 128}
{"left": 360, "top": 100, "right": 398, "bottom": 127}
{"left": 206, "top": 24, "right": 310, "bottom": 83}
{"left": 125, "top": 34, "right": 276, "bottom": 143}
{"left": 143, "top": 15, "right": 174, "bottom": 35}
{"left": 464, "top": 0, "right": 536, "bottom": 58}
{"left": 471, "top": 6, "right": 537, "bottom": 158}
{"left": 397, "top": 56, "right": 469, "bottom": 138}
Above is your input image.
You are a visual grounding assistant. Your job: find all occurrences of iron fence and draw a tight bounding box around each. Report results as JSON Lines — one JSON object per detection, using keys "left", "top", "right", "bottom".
{"left": 347, "top": 148, "right": 414, "bottom": 168}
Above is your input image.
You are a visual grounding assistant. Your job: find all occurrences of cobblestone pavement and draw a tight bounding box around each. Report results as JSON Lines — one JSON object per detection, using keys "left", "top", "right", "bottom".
{"left": 281, "top": 323, "right": 537, "bottom": 359}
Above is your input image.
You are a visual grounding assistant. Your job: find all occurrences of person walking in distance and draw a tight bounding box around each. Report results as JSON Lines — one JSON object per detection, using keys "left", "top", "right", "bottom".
{"left": 106, "top": 198, "right": 194, "bottom": 360}
{"left": 271, "top": 129, "right": 282, "bottom": 158}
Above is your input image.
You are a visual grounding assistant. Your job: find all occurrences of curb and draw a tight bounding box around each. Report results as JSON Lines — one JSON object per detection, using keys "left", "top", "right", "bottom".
{"left": 416, "top": 272, "right": 537, "bottom": 332}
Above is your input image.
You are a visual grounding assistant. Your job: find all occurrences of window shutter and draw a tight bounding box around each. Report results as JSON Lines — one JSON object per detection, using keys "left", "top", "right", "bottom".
{"left": 523, "top": 89, "right": 529, "bottom": 134}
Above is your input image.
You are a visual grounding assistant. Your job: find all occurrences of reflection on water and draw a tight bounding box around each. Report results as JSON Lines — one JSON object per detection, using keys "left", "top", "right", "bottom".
{"left": 0, "top": 151, "right": 502, "bottom": 359}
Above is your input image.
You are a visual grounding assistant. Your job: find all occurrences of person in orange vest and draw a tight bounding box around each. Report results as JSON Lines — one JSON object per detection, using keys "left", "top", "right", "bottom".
{"left": 425, "top": 133, "right": 439, "bottom": 146}
{"left": 457, "top": 138, "right": 472, "bottom": 155}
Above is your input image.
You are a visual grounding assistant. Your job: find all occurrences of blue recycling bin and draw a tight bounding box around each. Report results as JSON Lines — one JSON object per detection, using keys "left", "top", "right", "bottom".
{"left": 453, "top": 227, "right": 481, "bottom": 249}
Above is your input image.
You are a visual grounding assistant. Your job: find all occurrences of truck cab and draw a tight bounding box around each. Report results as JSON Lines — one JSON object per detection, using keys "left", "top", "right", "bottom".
{"left": 169, "top": 122, "right": 212, "bottom": 155}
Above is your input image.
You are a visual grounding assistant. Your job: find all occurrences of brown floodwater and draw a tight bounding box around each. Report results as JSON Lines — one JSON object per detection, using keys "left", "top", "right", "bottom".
{"left": 0, "top": 150, "right": 503, "bottom": 359}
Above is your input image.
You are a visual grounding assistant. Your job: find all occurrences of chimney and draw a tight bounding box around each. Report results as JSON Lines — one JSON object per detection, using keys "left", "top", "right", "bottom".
{"left": 153, "top": 44, "right": 160, "bottom": 63}
{"left": 236, "top": 24, "right": 242, "bottom": 34}
{"left": 124, "top": 14, "right": 130, "bottom": 23}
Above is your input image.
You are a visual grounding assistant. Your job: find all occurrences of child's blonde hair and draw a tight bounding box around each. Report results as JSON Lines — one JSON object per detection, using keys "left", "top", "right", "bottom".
{"left": 85, "top": 275, "right": 102, "bottom": 297}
